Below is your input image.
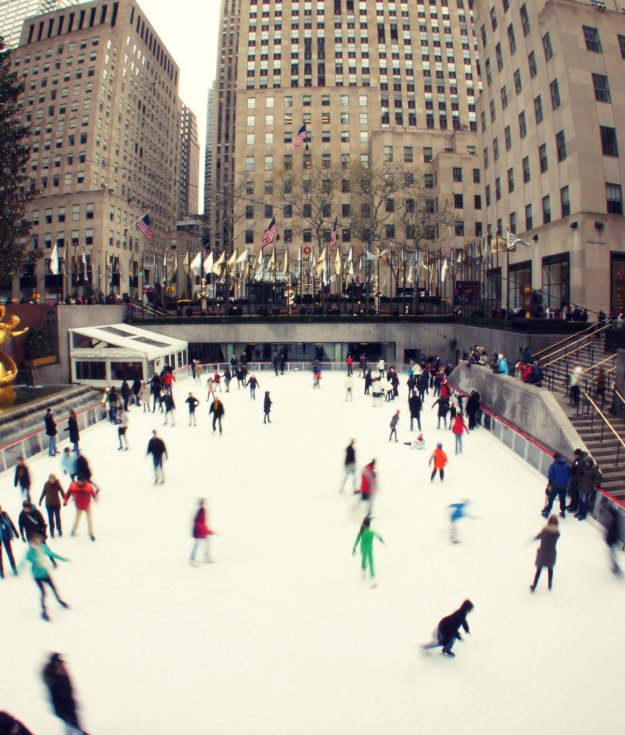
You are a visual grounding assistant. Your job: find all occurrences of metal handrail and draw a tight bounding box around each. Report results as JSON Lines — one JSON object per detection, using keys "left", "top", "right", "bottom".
{"left": 582, "top": 390, "right": 625, "bottom": 464}
{"left": 533, "top": 321, "right": 608, "bottom": 360}
{"left": 582, "top": 353, "right": 616, "bottom": 374}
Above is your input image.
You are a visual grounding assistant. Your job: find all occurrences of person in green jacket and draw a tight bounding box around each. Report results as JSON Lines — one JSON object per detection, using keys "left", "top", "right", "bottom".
{"left": 352, "top": 515, "right": 385, "bottom": 586}
{"left": 19, "top": 534, "right": 70, "bottom": 621}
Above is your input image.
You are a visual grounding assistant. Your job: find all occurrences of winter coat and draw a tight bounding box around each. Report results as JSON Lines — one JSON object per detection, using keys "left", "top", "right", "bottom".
{"left": 185, "top": 396, "right": 199, "bottom": 412}
{"left": 390, "top": 413, "right": 400, "bottom": 429}
{"left": 547, "top": 458, "right": 570, "bottom": 489}
{"left": 21, "top": 543, "right": 68, "bottom": 579}
{"left": 568, "top": 452, "right": 587, "bottom": 490}
{"left": 39, "top": 480, "right": 66, "bottom": 507}
{"left": 344, "top": 444, "right": 355, "bottom": 466}
{"left": 18, "top": 507, "right": 47, "bottom": 541}
{"left": 60, "top": 453, "right": 77, "bottom": 478}
{"left": 466, "top": 393, "right": 480, "bottom": 415}
{"left": 438, "top": 604, "right": 472, "bottom": 642}
{"left": 64, "top": 480, "right": 97, "bottom": 511}
{"left": 432, "top": 398, "right": 450, "bottom": 418}
{"left": 429, "top": 447, "right": 448, "bottom": 469}
{"left": 44, "top": 413, "right": 57, "bottom": 436}
{"left": 14, "top": 464, "right": 31, "bottom": 490}
{"left": 147, "top": 437, "right": 167, "bottom": 459}
{"left": 498, "top": 358, "right": 509, "bottom": 375}
{"left": 120, "top": 381, "right": 131, "bottom": 399}
{"left": 65, "top": 416, "right": 79, "bottom": 444}
{"left": 0, "top": 511, "right": 18, "bottom": 543}
{"left": 534, "top": 525, "right": 560, "bottom": 568}
{"left": 140, "top": 384, "right": 150, "bottom": 402}
{"left": 43, "top": 657, "right": 78, "bottom": 722}
{"left": 570, "top": 366, "right": 583, "bottom": 388}
{"left": 74, "top": 455, "right": 92, "bottom": 482}
{"left": 360, "top": 463, "right": 377, "bottom": 497}
{"left": 605, "top": 506, "right": 622, "bottom": 547}
{"left": 577, "top": 463, "right": 602, "bottom": 494}
{"left": 263, "top": 394, "right": 272, "bottom": 413}
{"left": 408, "top": 394, "right": 422, "bottom": 417}
{"left": 451, "top": 415, "right": 468, "bottom": 436}
{"left": 192, "top": 507, "right": 213, "bottom": 539}
{"left": 209, "top": 400, "right": 225, "bottom": 418}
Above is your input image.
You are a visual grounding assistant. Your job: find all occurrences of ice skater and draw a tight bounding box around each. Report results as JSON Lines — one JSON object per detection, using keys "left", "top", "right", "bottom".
{"left": 190, "top": 499, "right": 214, "bottom": 566}
{"left": 146, "top": 430, "right": 168, "bottom": 484}
{"left": 185, "top": 392, "right": 200, "bottom": 426}
{"left": 389, "top": 409, "right": 400, "bottom": 442}
{"left": 65, "top": 409, "right": 80, "bottom": 455}
{"left": 39, "top": 474, "right": 65, "bottom": 538}
{"left": 352, "top": 515, "right": 385, "bottom": 587}
{"left": 162, "top": 392, "right": 176, "bottom": 426}
{"left": 339, "top": 439, "right": 356, "bottom": 493}
{"left": 19, "top": 534, "right": 69, "bottom": 621}
{"left": 358, "top": 459, "right": 377, "bottom": 513}
{"left": 429, "top": 443, "right": 448, "bottom": 482}
{"left": 209, "top": 396, "right": 225, "bottom": 434}
{"left": 529, "top": 514, "right": 560, "bottom": 593}
{"left": 263, "top": 391, "right": 272, "bottom": 424}
{"left": 403, "top": 433, "right": 425, "bottom": 450}
{"left": 422, "top": 599, "right": 474, "bottom": 658}
{"left": 604, "top": 504, "right": 622, "bottom": 576}
{"left": 248, "top": 375, "right": 260, "bottom": 400}
{"left": 451, "top": 412, "right": 469, "bottom": 454}
{"left": 542, "top": 452, "right": 570, "bottom": 519}
{"left": 0, "top": 504, "right": 19, "bottom": 577}
{"left": 345, "top": 373, "right": 354, "bottom": 401}
{"left": 448, "top": 500, "right": 477, "bottom": 543}
{"left": 13, "top": 456, "right": 32, "bottom": 502}
{"left": 42, "top": 653, "right": 89, "bottom": 734}
{"left": 116, "top": 408, "right": 129, "bottom": 449}
{"left": 64, "top": 475, "right": 98, "bottom": 542}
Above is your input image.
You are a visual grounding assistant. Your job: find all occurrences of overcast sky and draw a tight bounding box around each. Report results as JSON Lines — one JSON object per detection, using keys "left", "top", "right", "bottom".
{"left": 139, "top": 0, "right": 223, "bottom": 209}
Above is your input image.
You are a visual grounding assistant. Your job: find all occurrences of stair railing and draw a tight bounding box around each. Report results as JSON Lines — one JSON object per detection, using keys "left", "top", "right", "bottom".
{"left": 534, "top": 321, "right": 611, "bottom": 363}
{"left": 581, "top": 390, "right": 625, "bottom": 465}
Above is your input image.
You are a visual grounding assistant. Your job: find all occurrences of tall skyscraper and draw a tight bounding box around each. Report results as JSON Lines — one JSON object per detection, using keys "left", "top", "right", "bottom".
{"left": 203, "top": 80, "right": 215, "bottom": 217}
{"left": 211, "top": 0, "right": 484, "bottom": 300}
{"left": 179, "top": 103, "right": 200, "bottom": 216}
{"left": 475, "top": 0, "right": 625, "bottom": 314}
{"left": 7, "top": 0, "right": 188, "bottom": 302}
{"left": 0, "top": 0, "right": 82, "bottom": 48}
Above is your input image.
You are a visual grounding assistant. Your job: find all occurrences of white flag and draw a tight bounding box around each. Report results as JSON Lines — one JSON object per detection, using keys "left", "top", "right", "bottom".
{"left": 50, "top": 244, "right": 59, "bottom": 275}
{"left": 440, "top": 257, "right": 448, "bottom": 282}
{"left": 364, "top": 249, "right": 379, "bottom": 261}
{"left": 236, "top": 249, "right": 249, "bottom": 264}
{"left": 204, "top": 252, "right": 214, "bottom": 273}
{"left": 190, "top": 252, "right": 202, "bottom": 276}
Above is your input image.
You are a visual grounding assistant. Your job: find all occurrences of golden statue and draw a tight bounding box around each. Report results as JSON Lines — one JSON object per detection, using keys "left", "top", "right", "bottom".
{"left": 0, "top": 306, "right": 29, "bottom": 405}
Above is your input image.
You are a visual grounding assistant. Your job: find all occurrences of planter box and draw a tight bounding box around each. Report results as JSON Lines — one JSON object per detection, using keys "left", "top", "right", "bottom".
{"left": 24, "top": 355, "right": 57, "bottom": 367}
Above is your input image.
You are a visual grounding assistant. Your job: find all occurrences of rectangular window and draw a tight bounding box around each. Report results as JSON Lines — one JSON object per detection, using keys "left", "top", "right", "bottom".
{"left": 592, "top": 73, "right": 610, "bottom": 103}
{"left": 483, "top": 146, "right": 489, "bottom": 169}
{"left": 505, "top": 125, "right": 512, "bottom": 150}
{"left": 601, "top": 126, "right": 619, "bottom": 157}
{"left": 556, "top": 130, "right": 566, "bottom": 162}
{"left": 491, "top": 6, "right": 498, "bottom": 31}
{"left": 542, "top": 194, "right": 551, "bottom": 224}
{"left": 501, "top": 85, "right": 508, "bottom": 109}
{"left": 619, "top": 34, "right": 625, "bottom": 59}
{"left": 473, "top": 168, "right": 481, "bottom": 184}
{"left": 495, "top": 42, "right": 503, "bottom": 71}
{"left": 528, "top": 50, "right": 537, "bottom": 78}
{"left": 454, "top": 193, "right": 464, "bottom": 208}
{"left": 542, "top": 32, "right": 553, "bottom": 60}
{"left": 534, "top": 95, "right": 543, "bottom": 124}
{"left": 493, "top": 137, "right": 499, "bottom": 161}
{"left": 539, "top": 143, "right": 548, "bottom": 172}
{"left": 507, "top": 24, "right": 516, "bottom": 54}
{"left": 507, "top": 167, "right": 514, "bottom": 192}
{"left": 525, "top": 203, "right": 533, "bottom": 230}
{"left": 486, "top": 185, "right": 491, "bottom": 206}
{"left": 453, "top": 167, "right": 463, "bottom": 182}
{"left": 514, "top": 68, "right": 522, "bottom": 94}
{"left": 520, "top": 4, "right": 530, "bottom": 36}
{"left": 523, "top": 155, "right": 530, "bottom": 183}
{"left": 583, "top": 26, "right": 601, "bottom": 53}
{"left": 607, "top": 183, "right": 623, "bottom": 214}
{"left": 519, "top": 111, "right": 527, "bottom": 138}
{"left": 423, "top": 147, "right": 433, "bottom": 162}
{"left": 560, "top": 186, "right": 570, "bottom": 217}
{"left": 550, "top": 79, "right": 560, "bottom": 109}
{"left": 474, "top": 194, "right": 482, "bottom": 209}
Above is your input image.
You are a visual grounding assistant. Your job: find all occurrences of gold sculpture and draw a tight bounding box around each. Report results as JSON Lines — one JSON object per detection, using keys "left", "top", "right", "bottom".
{"left": 0, "top": 306, "right": 29, "bottom": 405}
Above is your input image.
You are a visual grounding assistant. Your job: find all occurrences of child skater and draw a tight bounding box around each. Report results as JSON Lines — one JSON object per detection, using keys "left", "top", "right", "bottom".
{"left": 19, "top": 533, "right": 70, "bottom": 621}
{"left": 422, "top": 599, "right": 474, "bottom": 658}
{"left": 352, "top": 515, "right": 385, "bottom": 588}
{"left": 448, "top": 500, "right": 478, "bottom": 543}
{"left": 403, "top": 433, "right": 426, "bottom": 450}
{"left": 429, "top": 443, "right": 448, "bottom": 481}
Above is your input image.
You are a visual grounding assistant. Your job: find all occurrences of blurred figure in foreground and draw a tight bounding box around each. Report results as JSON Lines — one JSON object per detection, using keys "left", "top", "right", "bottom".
{"left": 42, "top": 653, "right": 90, "bottom": 734}
{"left": 190, "top": 499, "right": 215, "bottom": 566}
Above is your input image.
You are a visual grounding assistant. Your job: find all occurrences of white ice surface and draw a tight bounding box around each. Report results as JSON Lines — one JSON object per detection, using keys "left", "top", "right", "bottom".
{"left": 2, "top": 369, "right": 624, "bottom": 734}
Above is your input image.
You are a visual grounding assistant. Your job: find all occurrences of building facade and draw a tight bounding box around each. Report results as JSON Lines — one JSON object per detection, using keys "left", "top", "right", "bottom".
{"left": 211, "top": 0, "right": 484, "bottom": 304}
{"left": 7, "top": 0, "right": 187, "bottom": 302}
{"left": 475, "top": 0, "right": 625, "bottom": 315}
{"left": 0, "top": 0, "right": 82, "bottom": 49}
{"left": 179, "top": 103, "right": 200, "bottom": 216}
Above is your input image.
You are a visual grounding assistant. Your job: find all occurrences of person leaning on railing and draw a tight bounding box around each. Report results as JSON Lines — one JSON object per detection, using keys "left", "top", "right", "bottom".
{"left": 575, "top": 457, "right": 602, "bottom": 521}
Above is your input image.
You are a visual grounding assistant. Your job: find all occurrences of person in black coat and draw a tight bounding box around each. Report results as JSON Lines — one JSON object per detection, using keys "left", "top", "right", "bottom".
{"left": 65, "top": 410, "right": 80, "bottom": 454}
{"left": 42, "top": 653, "right": 88, "bottom": 734}
{"left": 364, "top": 369, "right": 372, "bottom": 395}
{"left": 605, "top": 504, "right": 622, "bottom": 575}
{"left": 120, "top": 379, "right": 131, "bottom": 411}
{"left": 44, "top": 408, "right": 59, "bottom": 457}
{"left": 465, "top": 390, "right": 480, "bottom": 430}
{"left": 432, "top": 396, "right": 450, "bottom": 429}
{"left": 408, "top": 393, "right": 422, "bottom": 432}
{"left": 423, "top": 599, "right": 474, "bottom": 657}
{"left": 209, "top": 397, "right": 225, "bottom": 434}
{"left": 0, "top": 712, "right": 35, "bottom": 735}
{"left": 146, "top": 430, "right": 168, "bottom": 484}
{"left": 0, "top": 504, "right": 19, "bottom": 577}
{"left": 13, "top": 456, "right": 32, "bottom": 502}
{"left": 263, "top": 391, "right": 272, "bottom": 424}
{"left": 18, "top": 501, "right": 47, "bottom": 543}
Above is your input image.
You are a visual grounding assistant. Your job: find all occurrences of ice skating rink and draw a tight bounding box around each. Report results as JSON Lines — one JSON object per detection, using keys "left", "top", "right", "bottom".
{"left": 3, "top": 370, "right": 624, "bottom": 734}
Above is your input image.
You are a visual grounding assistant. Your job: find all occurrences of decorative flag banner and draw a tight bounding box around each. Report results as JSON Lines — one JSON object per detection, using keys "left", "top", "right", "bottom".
{"left": 136, "top": 213, "right": 154, "bottom": 241}
{"left": 330, "top": 218, "right": 338, "bottom": 249}
{"left": 190, "top": 252, "right": 202, "bottom": 276}
{"left": 50, "top": 243, "right": 59, "bottom": 275}
{"left": 236, "top": 249, "right": 249, "bottom": 265}
{"left": 212, "top": 251, "right": 225, "bottom": 274}
{"left": 440, "top": 257, "right": 448, "bottom": 282}
{"left": 262, "top": 217, "right": 277, "bottom": 248}
{"left": 204, "top": 251, "right": 214, "bottom": 273}
{"left": 183, "top": 252, "right": 189, "bottom": 274}
{"left": 293, "top": 123, "right": 307, "bottom": 150}
{"left": 335, "top": 248, "right": 342, "bottom": 276}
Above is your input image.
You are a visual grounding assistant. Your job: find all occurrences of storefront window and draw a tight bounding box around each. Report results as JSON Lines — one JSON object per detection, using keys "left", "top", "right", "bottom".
{"left": 542, "top": 253, "right": 569, "bottom": 311}
{"left": 508, "top": 261, "right": 532, "bottom": 311}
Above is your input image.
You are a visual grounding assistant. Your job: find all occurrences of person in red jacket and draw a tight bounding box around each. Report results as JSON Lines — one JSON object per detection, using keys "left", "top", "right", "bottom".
{"left": 190, "top": 498, "right": 214, "bottom": 565}
{"left": 358, "top": 459, "right": 377, "bottom": 512}
{"left": 64, "top": 476, "right": 98, "bottom": 541}
{"left": 429, "top": 443, "right": 448, "bottom": 482}
{"left": 451, "top": 412, "right": 470, "bottom": 455}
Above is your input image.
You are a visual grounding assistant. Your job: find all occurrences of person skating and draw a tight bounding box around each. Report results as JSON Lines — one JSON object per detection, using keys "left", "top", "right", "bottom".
{"left": 64, "top": 476, "right": 98, "bottom": 541}
{"left": 542, "top": 452, "right": 570, "bottom": 519}
{"left": 42, "top": 653, "right": 89, "bottom": 734}
{"left": 39, "top": 474, "right": 66, "bottom": 538}
{"left": 530, "top": 515, "right": 560, "bottom": 592}
{"left": 14, "top": 456, "right": 32, "bottom": 502}
{"left": 605, "top": 504, "right": 623, "bottom": 576}
{"left": 408, "top": 392, "right": 422, "bottom": 432}
{"left": 0, "top": 504, "right": 19, "bottom": 577}
{"left": 120, "top": 379, "right": 131, "bottom": 411}
{"left": 19, "top": 534, "right": 69, "bottom": 621}
{"left": 185, "top": 392, "right": 200, "bottom": 426}
{"left": 466, "top": 390, "right": 481, "bottom": 430}
{"left": 44, "top": 408, "right": 59, "bottom": 457}
{"left": 345, "top": 373, "right": 354, "bottom": 401}
{"left": 313, "top": 365, "right": 322, "bottom": 389}
{"left": 429, "top": 443, "right": 448, "bottom": 482}
{"left": 150, "top": 375, "right": 162, "bottom": 412}
{"left": 358, "top": 459, "right": 377, "bottom": 513}
{"left": 74, "top": 453, "right": 99, "bottom": 493}
{"left": 60, "top": 447, "right": 77, "bottom": 480}
{"left": 422, "top": 599, "right": 474, "bottom": 657}
{"left": 448, "top": 500, "right": 477, "bottom": 543}
{"left": 223, "top": 367, "right": 232, "bottom": 392}
{"left": 451, "top": 412, "right": 469, "bottom": 455}
{"left": 352, "top": 515, "right": 385, "bottom": 587}
{"left": 339, "top": 439, "right": 357, "bottom": 493}
{"left": 146, "top": 430, "right": 168, "bottom": 484}
{"left": 248, "top": 375, "right": 260, "bottom": 400}
{"left": 162, "top": 392, "right": 176, "bottom": 426}
{"left": 364, "top": 369, "right": 372, "bottom": 395}
{"left": 140, "top": 381, "right": 151, "bottom": 412}
{"left": 432, "top": 396, "right": 450, "bottom": 429}
{"left": 389, "top": 409, "right": 400, "bottom": 442}
{"left": 190, "top": 499, "right": 215, "bottom": 565}
{"left": 263, "top": 391, "right": 272, "bottom": 424}
{"left": 19, "top": 500, "right": 47, "bottom": 544}
{"left": 64, "top": 409, "right": 80, "bottom": 454}
{"left": 131, "top": 376, "right": 142, "bottom": 407}
{"left": 116, "top": 408, "right": 129, "bottom": 449}
{"left": 209, "top": 396, "right": 225, "bottom": 434}
{"left": 0, "top": 711, "right": 34, "bottom": 734}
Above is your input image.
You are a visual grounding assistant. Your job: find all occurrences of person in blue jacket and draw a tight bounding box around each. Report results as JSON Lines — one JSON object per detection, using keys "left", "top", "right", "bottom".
{"left": 542, "top": 452, "right": 571, "bottom": 519}
{"left": 497, "top": 354, "right": 509, "bottom": 375}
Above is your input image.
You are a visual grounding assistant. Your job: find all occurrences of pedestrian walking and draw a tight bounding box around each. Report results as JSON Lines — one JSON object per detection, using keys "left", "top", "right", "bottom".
{"left": 190, "top": 499, "right": 215, "bottom": 566}
{"left": 209, "top": 396, "right": 225, "bottom": 434}
{"left": 429, "top": 443, "right": 448, "bottom": 482}
{"left": 19, "top": 534, "right": 69, "bottom": 621}
{"left": 339, "top": 439, "right": 357, "bottom": 493}
{"left": 39, "top": 474, "right": 66, "bottom": 538}
{"left": 64, "top": 476, "right": 97, "bottom": 542}
{"left": 422, "top": 600, "right": 474, "bottom": 657}
{"left": 451, "top": 413, "right": 469, "bottom": 455}
{"left": 530, "top": 515, "right": 560, "bottom": 592}
{"left": 185, "top": 392, "right": 199, "bottom": 426}
{"left": 569, "top": 362, "right": 583, "bottom": 407}
{"left": 0, "top": 504, "right": 19, "bottom": 577}
{"left": 542, "top": 452, "right": 570, "bottom": 518}
{"left": 146, "top": 430, "right": 168, "bottom": 484}
{"left": 42, "top": 653, "right": 89, "bottom": 734}
{"left": 14, "top": 456, "right": 32, "bottom": 502}
{"left": 44, "top": 408, "right": 59, "bottom": 457}
{"left": 65, "top": 409, "right": 80, "bottom": 454}
{"left": 352, "top": 515, "right": 385, "bottom": 587}
{"left": 389, "top": 409, "right": 400, "bottom": 442}
{"left": 263, "top": 391, "right": 272, "bottom": 424}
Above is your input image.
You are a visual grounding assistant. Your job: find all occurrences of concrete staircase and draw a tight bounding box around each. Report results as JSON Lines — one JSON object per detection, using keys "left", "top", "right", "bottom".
{"left": 539, "top": 329, "right": 625, "bottom": 501}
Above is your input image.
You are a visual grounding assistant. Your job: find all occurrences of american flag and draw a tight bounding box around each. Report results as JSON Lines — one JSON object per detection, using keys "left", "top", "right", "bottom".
{"left": 293, "top": 123, "right": 307, "bottom": 150}
{"left": 262, "top": 217, "right": 277, "bottom": 248}
{"left": 330, "top": 217, "right": 338, "bottom": 249}
{"left": 136, "top": 213, "right": 154, "bottom": 241}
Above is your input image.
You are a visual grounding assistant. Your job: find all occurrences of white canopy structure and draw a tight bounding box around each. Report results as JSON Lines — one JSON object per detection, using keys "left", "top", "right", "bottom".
{"left": 68, "top": 323, "right": 188, "bottom": 386}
